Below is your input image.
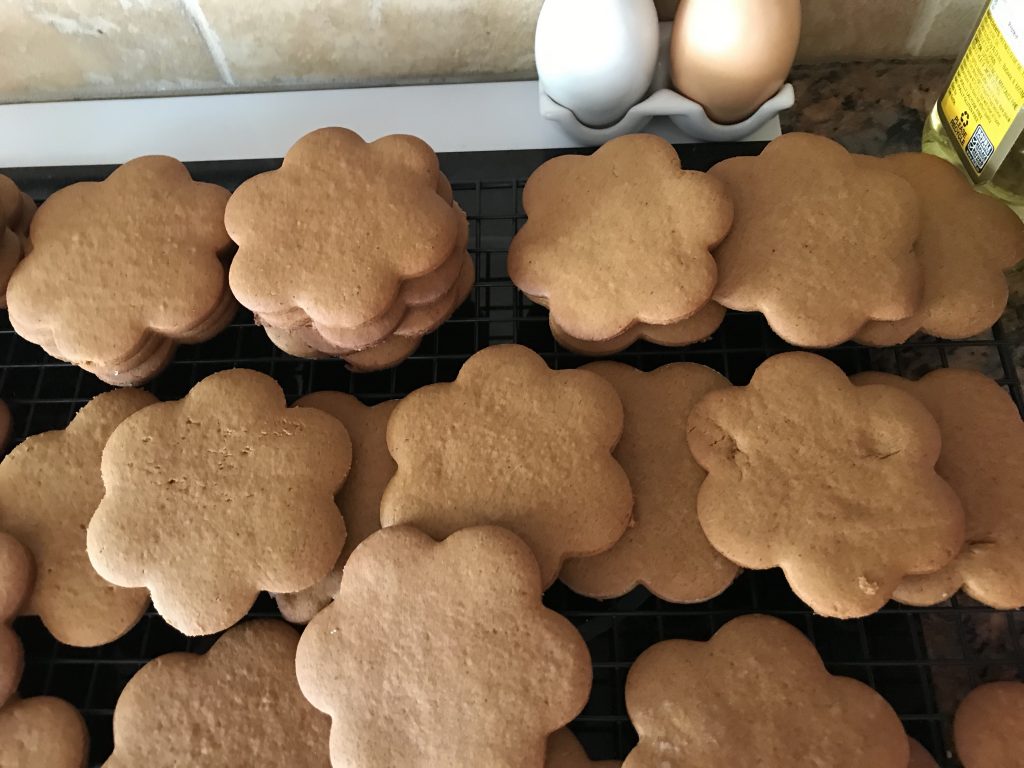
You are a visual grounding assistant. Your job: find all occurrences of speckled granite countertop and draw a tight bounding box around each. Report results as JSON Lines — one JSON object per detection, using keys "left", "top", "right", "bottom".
{"left": 787, "top": 61, "right": 1023, "bottom": 722}
{"left": 784, "top": 59, "right": 1024, "bottom": 376}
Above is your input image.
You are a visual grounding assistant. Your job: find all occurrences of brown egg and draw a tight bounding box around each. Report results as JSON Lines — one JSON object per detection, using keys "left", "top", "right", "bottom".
{"left": 670, "top": 0, "right": 801, "bottom": 124}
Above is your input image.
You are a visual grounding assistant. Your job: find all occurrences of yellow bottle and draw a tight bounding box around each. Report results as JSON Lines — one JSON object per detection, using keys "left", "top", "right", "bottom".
{"left": 922, "top": 0, "right": 1024, "bottom": 219}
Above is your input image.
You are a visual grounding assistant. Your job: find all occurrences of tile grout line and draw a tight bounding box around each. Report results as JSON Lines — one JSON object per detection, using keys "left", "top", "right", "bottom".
{"left": 179, "top": 0, "right": 236, "bottom": 87}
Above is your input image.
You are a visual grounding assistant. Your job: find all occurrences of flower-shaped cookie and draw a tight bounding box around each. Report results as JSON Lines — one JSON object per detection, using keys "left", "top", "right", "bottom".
{"left": 856, "top": 369, "right": 1024, "bottom": 609}
{"left": 856, "top": 152, "right": 1024, "bottom": 345}
{"left": 0, "top": 696, "right": 89, "bottom": 768}
{"left": 709, "top": 133, "right": 922, "bottom": 347}
{"left": 0, "top": 532, "right": 32, "bottom": 708}
{"left": 623, "top": 615, "right": 909, "bottom": 767}
{"left": 0, "top": 389, "right": 154, "bottom": 647}
{"left": 6, "top": 156, "right": 233, "bottom": 371}
{"left": 104, "top": 620, "right": 330, "bottom": 767}
{"left": 87, "top": 369, "right": 352, "bottom": 636}
{"left": 274, "top": 393, "right": 397, "bottom": 624}
{"left": 687, "top": 352, "right": 965, "bottom": 618}
{"left": 0, "top": 174, "right": 33, "bottom": 306}
{"left": 227, "top": 127, "right": 461, "bottom": 329}
{"left": 547, "top": 729, "right": 621, "bottom": 768}
{"left": 954, "top": 681, "right": 1024, "bottom": 768}
{"left": 550, "top": 302, "right": 726, "bottom": 356}
{"left": 380, "top": 344, "right": 633, "bottom": 586}
{"left": 296, "top": 526, "right": 591, "bottom": 768}
{"left": 509, "top": 133, "right": 732, "bottom": 341}
{"left": 561, "top": 363, "right": 739, "bottom": 603}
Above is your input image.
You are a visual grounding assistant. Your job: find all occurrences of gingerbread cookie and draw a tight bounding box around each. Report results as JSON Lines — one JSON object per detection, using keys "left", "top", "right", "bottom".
{"left": 0, "top": 389, "right": 154, "bottom": 647}
{"left": 0, "top": 176, "right": 20, "bottom": 225}
{"left": 550, "top": 302, "right": 726, "bottom": 356}
{"left": 908, "top": 738, "right": 939, "bottom": 768}
{"left": 708, "top": 133, "right": 922, "bottom": 347}
{"left": 0, "top": 696, "right": 89, "bottom": 768}
{"left": 0, "top": 532, "right": 31, "bottom": 708}
{"left": 380, "top": 344, "right": 632, "bottom": 586}
{"left": 227, "top": 127, "right": 462, "bottom": 330}
{"left": 856, "top": 153, "right": 1024, "bottom": 345}
{"left": 547, "top": 729, "right": 621, "bottom": 768}
{"left": 0, "top": 176, "right": 32, "bottom": 308}
{"left": 275, "top": 393, "right": 397, "bottom": 624}
{"left": 104, "top": 620, "right": 330, "bottom": 767}
{"left": 954, "top": 681, "right": 1024, "bottom": 768}
{"left": 263, "top": 324, "right": 330, "bottom": 360}
{"left": 623, "top": 615, "right": 908, "bottom": 767}
{"left": 296, "top": 526, "right": 591, "bottom": 768}
{"left": 6, "top": 156, "right": 234, "bottom": 384}
{"left": 687, "top": 352, "right": 964, "bottom": 618}
{"left": 509, "top": 133, "right": 731, "bottom": 341}
{"left": 561, "top": 363, "right": 739, "bottom": 602}
{"left": 343, "top": 333, "right": 422, "bottom": 373}
{"left": 87, "top": 369, "right": 351, "bottom": 635}
{"left": 854, "top": 369, "right": 1024, "bottom": 609}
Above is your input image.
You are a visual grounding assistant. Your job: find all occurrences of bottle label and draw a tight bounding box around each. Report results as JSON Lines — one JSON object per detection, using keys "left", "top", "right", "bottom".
{"left": 940, "top": 0, "right": 1024, "bottom": 182}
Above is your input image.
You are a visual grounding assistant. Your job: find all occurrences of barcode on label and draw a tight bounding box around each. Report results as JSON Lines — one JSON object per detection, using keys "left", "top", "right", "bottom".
{"left": 966, "top": 124, "right": 995, "bottom": 173}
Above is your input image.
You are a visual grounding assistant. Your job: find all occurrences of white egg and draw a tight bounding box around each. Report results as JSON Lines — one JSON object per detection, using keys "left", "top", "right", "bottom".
{"left": 535, "top": 0, "right": 660, "bottom": 128}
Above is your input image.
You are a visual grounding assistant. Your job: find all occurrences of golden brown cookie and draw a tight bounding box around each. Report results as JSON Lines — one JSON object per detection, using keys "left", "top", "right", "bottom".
{"left": 0, "top": 229, "right": 20, "bottom": 309}
{"left": 708, "top": 133, "right": 922, "bottom": 347}
{"left": 0, "top": 178, "right": 32, "bottom": 310}
{"left": 687, "top": 352, "right": 964, "bottom": 618}
{"left": 509, "top": 133, "right": 732, "bottom": 341}
{"left": 380, "top": 344, "right": 632, "bottom": 587}
{"left": 954, "top": 681, "right": 1024, "bottom": 768}
{"left": 104, "top": 620, "right": 330, "bottom": 767}
{"left": 87, "top": 369, "right": 352, "bottom": 635}
{"left": 296, "top": 525, "right": 591, "bottom": 768}
{"left": 0, "top": 532, "right": 32, "bottom": 708}
{"left": 343, "top": 333, "right": 422, "bottom": 373}
{"left": 6, "top": 156, "right": 235, "bottom": 382}
{"left": 227, "top": 127, "right": 462, "bottom": 330}
{"left": 0, "top": 176, "right": 20, "bottom": 226}
{"left": 908, "top": 738, "right": 939, "bottom": 768}
{"left": 15, "top": 193, "right": 34, "bottom": 243}
{"left": 854, "top": 369, "right": 1024, "bottom": 609}
{"left": 623, "top": 615, "right": 909, "bottom": 767}
{"left": 547, "top": 729, "right": 621, "bottom": 768}
{"left": 300, "top": 252, "right": 474, "bottom": 355}
{"left": 856, "top": 153, "right": 1024, "bottom": 345}
{"left": 0, "top": 389, "right": 154, "bottom": 647}
{"left": 275, "top": 393, "right": 397, "bottom": 624}
{"left": 561, "top": 363, "right": 739, "bottom": 602}
{"left": 550, "top": 302, "right": 726, "bottom": 356}
{"left": 0, "top": 696, "right": 89, "bottom": 768}
{"left": 263, "top": 324, "right": 331, "bottom": 360}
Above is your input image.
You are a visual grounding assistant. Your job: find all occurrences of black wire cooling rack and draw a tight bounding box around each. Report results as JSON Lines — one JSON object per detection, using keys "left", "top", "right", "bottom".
{"left": 4, "top": 143, "right": 1023, "bottom": 767}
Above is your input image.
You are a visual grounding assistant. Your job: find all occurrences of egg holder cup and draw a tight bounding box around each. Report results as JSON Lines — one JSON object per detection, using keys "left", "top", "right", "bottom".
{"left": 539, "top": 21, "right": 794, "bottom": 144}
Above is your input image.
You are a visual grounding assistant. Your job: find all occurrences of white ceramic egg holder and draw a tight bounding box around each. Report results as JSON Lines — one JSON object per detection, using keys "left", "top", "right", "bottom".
{"left": 539, "top": 22, "right": 794, "bottom": 144}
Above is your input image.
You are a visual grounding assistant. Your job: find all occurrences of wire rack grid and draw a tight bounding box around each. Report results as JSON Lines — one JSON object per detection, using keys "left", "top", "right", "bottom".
{"left": 4, "top": 144, "right": 1023, "bottom": 767}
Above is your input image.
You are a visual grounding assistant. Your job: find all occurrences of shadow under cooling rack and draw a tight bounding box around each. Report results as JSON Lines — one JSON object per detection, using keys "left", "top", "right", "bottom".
{"left": 4, "top": 144, "right": 1023, "bottom": 767}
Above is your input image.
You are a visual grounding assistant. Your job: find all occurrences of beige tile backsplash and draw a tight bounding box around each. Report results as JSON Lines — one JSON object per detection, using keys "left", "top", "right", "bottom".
{"left": 0, "top": 0, "right": 985, "bottom": 104}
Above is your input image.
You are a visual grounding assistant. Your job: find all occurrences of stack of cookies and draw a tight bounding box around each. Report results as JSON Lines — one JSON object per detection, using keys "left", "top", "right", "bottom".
{"left": 5, "top": 157, "right": 236, "bottom": 386}
{"left": 509, "top": 134, "right": 732, "bottom": 355}
{"left": 510, "top": 132, "right": 1024, "bottom": 353}
{"left": 226, "top": 127, "right": 472, "bottom": 372}
{"left": 0, "top": 174, "right": 34, "bottom": 307}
